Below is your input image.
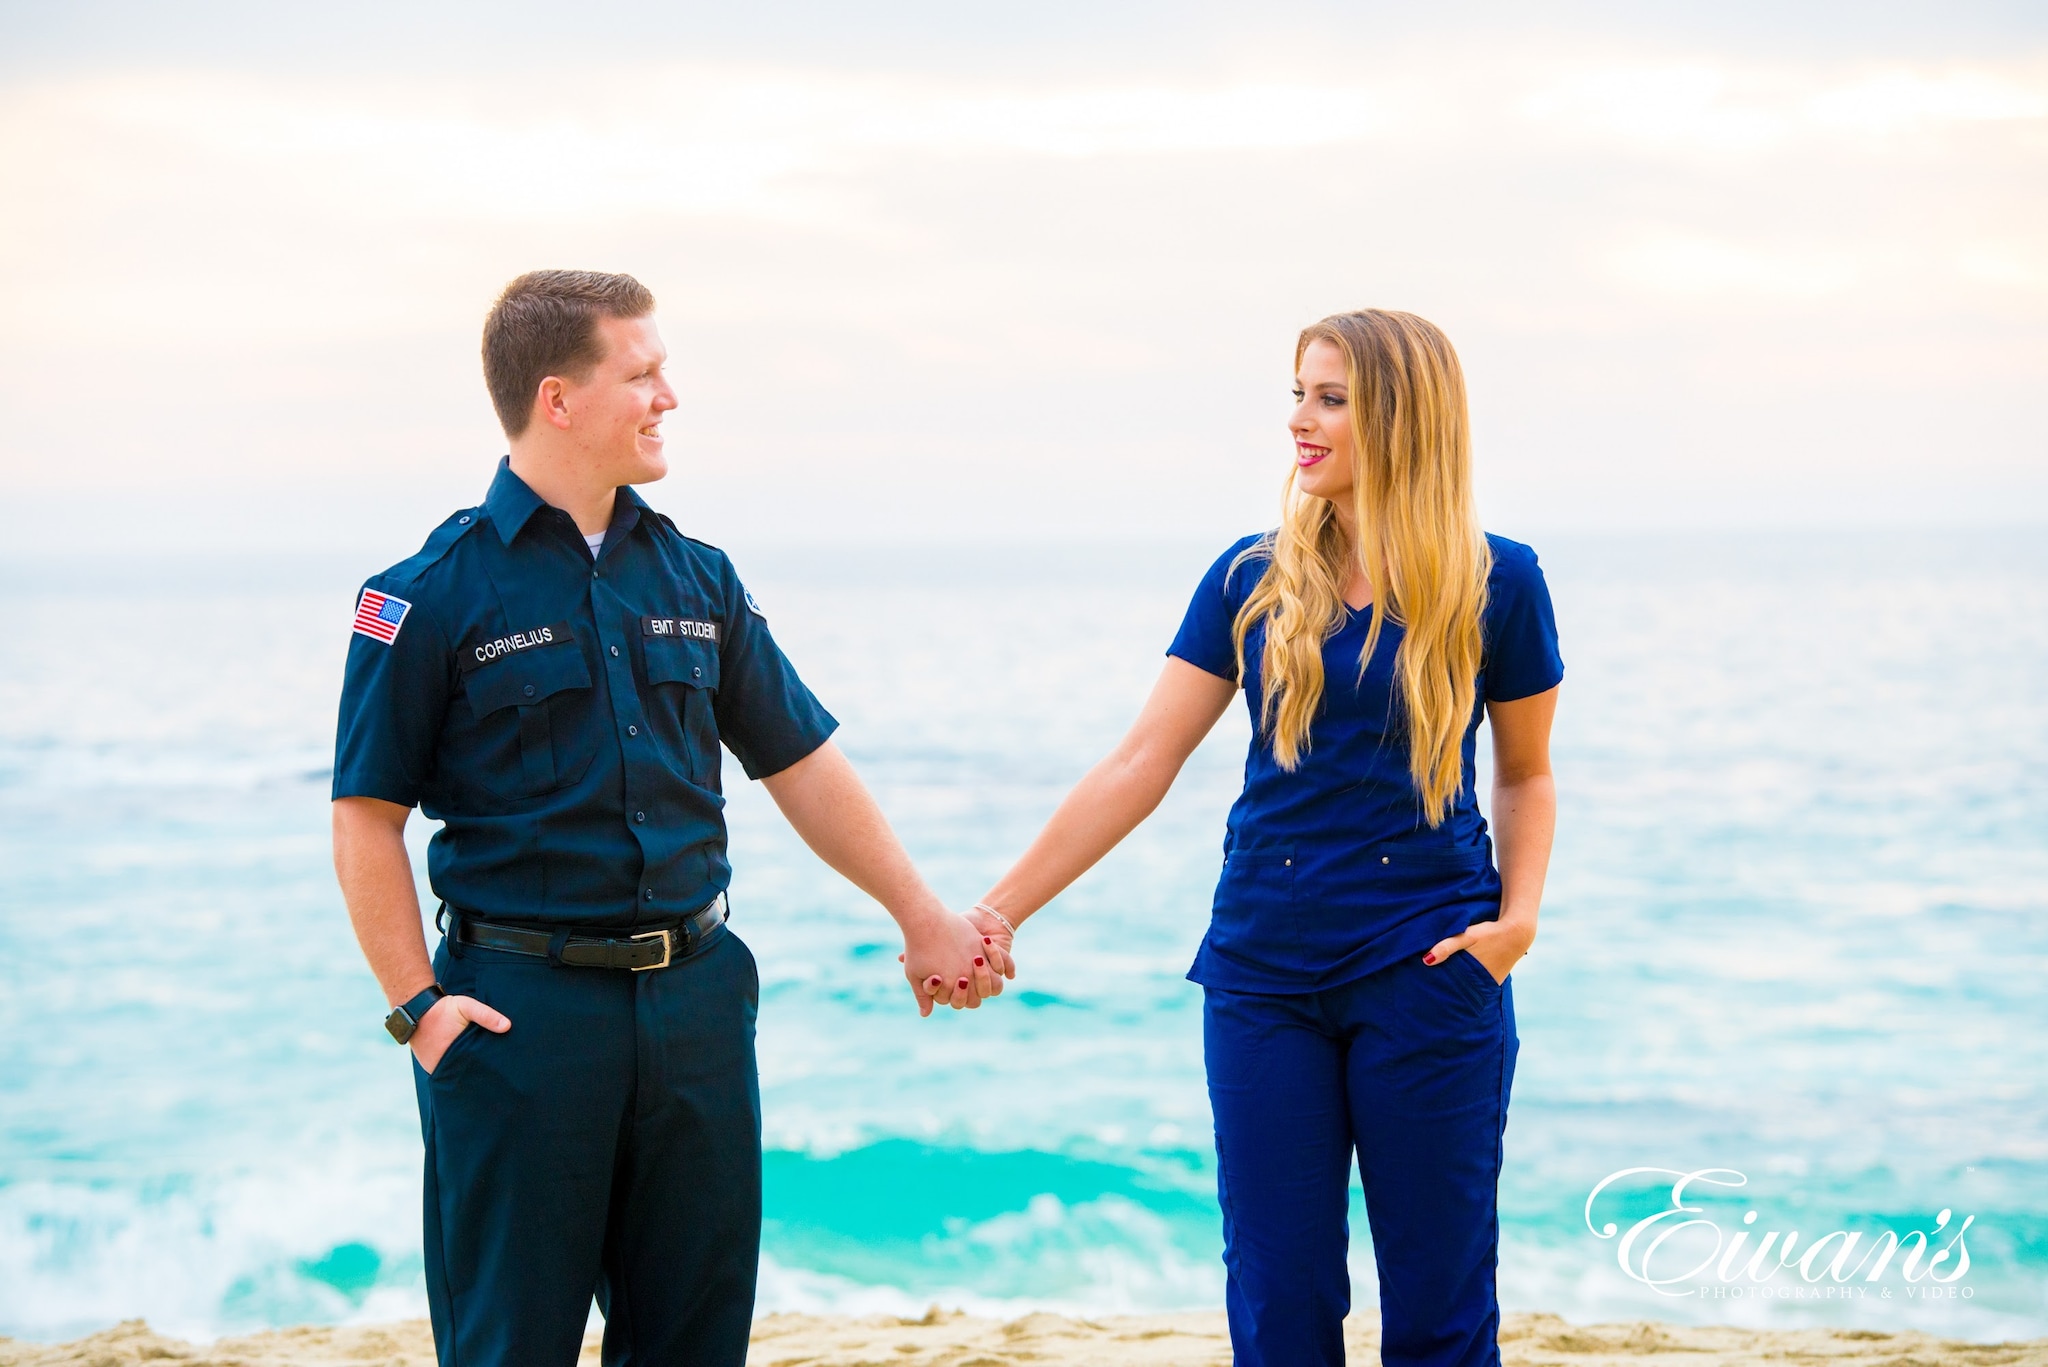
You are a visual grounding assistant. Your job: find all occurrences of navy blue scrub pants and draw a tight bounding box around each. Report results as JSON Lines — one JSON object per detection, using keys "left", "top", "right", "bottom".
{"left": 1204, "top": 949, "right": 1518, "bottom": 1367}
{"left": 413, "top": 924, "right": 761, "bottom": 1367}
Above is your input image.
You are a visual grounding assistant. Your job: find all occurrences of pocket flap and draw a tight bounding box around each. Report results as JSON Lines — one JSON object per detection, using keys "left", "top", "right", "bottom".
{"left": 465, "top": 643, "right": 593, "bottom": 717}
{"left": 645, "top": 636, "right": 720, "bottom": 690}
{"left": 1369, "top": 837, "right": 1488, "bottom": 868}
{"left": 1223, "top": 844, "right": 1295, "bottom": 865}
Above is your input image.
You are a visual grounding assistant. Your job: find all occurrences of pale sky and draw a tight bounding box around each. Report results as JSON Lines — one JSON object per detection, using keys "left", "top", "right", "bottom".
{"left": 2, "top": 1, "right": 2043, "bottom": 557}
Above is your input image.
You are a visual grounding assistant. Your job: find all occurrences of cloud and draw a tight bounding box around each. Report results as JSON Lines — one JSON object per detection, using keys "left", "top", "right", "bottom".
{"left": 1605, "top": 234, "right": 1869, "bottom": 299}
{"left": 1520, "top": 59, "right": 2048, "bottom": 150}
{"left": 0, "top": 45, "right": 2042, "bottom": 548}
{"left": 1808, "top": 68, "right": 2048, "bottom": 133}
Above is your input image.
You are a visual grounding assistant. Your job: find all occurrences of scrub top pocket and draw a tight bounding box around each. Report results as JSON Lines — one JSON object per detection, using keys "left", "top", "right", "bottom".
{"left": 1209, "top": 846, "right": 1300, "bottom": 960}
{"left": 1367, "top": 838, "right": 1491, "bottom": 871}
{"left": 1362, "top": 838, "right": 1495, "bottom": 901}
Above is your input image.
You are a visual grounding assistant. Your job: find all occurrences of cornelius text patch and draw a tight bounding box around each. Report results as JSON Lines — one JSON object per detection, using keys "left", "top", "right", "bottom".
{"left": 458, "top": 621, "right": 575, "bottom": 673}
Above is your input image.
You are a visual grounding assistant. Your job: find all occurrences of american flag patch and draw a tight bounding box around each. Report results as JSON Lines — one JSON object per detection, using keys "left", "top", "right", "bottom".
{"left": 353, "top": 588, "right": 412, "bottom": 644}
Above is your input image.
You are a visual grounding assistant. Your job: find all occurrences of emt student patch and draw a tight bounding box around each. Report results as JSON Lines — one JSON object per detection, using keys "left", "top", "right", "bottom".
{"left": 352, "top": 588, "right": 412, "bottom": 644}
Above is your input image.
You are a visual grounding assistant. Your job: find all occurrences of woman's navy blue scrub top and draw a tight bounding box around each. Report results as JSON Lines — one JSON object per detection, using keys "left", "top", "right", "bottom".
{"left": 1168, "top": 532, "right": 1563, "bottom": 994}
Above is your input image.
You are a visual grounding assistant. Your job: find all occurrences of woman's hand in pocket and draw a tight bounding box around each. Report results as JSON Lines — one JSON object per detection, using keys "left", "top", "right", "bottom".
{"left": 1422, "top": 918, "right": 1535, "bottom": 985}
{"left": 411, "top": 994, "right": 512, "bottom": 1074}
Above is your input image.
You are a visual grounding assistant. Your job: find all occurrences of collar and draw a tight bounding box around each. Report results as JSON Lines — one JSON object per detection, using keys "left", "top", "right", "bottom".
{"left": 483, "top": 457, "right": 653, "bottom": 546}
{"left": 611, "top": 483, "right": 652, "bottom": 534}
{"left": 484, "top": 457, "right": 547, "bottom": 544}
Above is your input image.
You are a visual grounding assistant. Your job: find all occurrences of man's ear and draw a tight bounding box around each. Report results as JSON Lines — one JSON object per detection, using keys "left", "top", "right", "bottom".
{"left": 536, "top": 376, "right": 573, "bottom": 431}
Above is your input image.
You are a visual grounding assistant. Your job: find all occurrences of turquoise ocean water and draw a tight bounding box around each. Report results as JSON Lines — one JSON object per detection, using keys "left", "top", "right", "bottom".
{"left": 0, "top": 531, "right": 2043, "bottom": 1344}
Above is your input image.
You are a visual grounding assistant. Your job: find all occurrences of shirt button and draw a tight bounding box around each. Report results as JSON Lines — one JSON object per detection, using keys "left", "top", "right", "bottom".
{"left": 1284, "top": 859, "right": 1292, "bottom": 866}
{"left": 522, "top": 684, "right": 536, "bottom": 698}
{"left": 610, "top": 645, "right": 620, "bottom": 657}
{"left": 635, "top": 811, "right": 646, "bottom": 823}
{"left": 627, "top": 725, "right": 639, "bottom": 736}
{"left": 457, "top": 515, "right": 470, "bottom": 524}
{"left": 692, "top": 666, "right": 702, "bottom": 678}
{"left": 1381, "top": 856, "right": 1390, "bottom": 864}
{"left": 644, "top": 889, "right": 655, "bottom": 901}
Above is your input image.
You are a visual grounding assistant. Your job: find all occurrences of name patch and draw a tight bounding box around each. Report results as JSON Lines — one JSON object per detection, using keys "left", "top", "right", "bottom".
{"left": 459, "top": 621, "right": 574, "bottom": 673}
{"left": 642, "top": 617, "right": 720, "bottom": 643}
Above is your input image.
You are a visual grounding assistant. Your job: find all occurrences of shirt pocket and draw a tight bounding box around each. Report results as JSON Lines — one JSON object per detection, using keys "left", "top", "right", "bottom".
{"left": 1364, "top": 836, "right": 1495, "bottom": 901}
{"left": 1209, "top": 844, "right": 1298, "bottom": 959}
{"left": 1368, "top": 839, "right": 1489, "bottom": 870}
{"left": 463, "top": 645, "right": 599, "bottom": 801}
{"left": 643, "top": 637, "right": 722, "bottom": 787}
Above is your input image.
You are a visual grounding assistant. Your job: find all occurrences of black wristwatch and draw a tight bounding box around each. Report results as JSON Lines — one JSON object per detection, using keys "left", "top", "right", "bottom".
{"left": 384, "top": 985, "right": 447, "bottom": 1045}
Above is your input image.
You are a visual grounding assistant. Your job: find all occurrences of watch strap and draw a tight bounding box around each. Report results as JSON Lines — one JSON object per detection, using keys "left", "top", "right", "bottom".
{"left": 386, "top": 984, "right": 447, "bottom": 1044}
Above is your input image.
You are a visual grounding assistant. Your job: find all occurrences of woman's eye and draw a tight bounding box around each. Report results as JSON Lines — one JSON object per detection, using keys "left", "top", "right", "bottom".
{"left": 1322, "top": 395, "right": 1346, "bottom": 407}
{"left": 1291, "top": 389, "right": 1305, "bottom": 401}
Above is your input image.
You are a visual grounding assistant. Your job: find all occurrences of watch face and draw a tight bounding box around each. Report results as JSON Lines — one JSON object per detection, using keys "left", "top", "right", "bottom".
{"left": 384, "top": 1006, "right": 417, "bottom": 1045}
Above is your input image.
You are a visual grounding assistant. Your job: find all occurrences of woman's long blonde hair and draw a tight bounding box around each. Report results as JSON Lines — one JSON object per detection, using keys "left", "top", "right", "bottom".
{"left": 1231, "top": 310, "right": 1491, "bottom": 826}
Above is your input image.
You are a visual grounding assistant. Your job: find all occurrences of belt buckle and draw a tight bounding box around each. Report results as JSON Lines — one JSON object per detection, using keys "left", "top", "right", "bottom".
{"left": 630, "top": 929, "right": 673, "bottom": 972}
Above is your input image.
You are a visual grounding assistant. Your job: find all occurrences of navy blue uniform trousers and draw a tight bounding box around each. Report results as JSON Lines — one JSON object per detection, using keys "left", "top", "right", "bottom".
{"left": 1205, "top": 949, "right": 1518, "bottom": 1367}
{"left": 413, "top": 925, "right": 761, "bottom": 1367}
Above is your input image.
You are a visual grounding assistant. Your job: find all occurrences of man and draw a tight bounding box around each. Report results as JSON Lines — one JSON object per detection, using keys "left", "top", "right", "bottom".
{"left": 331, "top": 269, "right": 1010, "bottom": 1367}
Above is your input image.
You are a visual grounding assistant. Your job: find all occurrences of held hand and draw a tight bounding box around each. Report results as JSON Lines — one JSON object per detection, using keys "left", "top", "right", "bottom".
{"left": 1422, "top": 919, "right": 1534, "bottom": 985}
{"left": 964, "top": 904, "right": 1017, "bottom": 982}
{"left": 900, "top": 909, "right": 1002, "bottom": 1016}
{"left": 410, "top": 994, "right": 511, "bottom": 1074}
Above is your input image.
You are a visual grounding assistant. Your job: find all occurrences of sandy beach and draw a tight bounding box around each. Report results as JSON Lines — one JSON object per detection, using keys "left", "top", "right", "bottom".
{"left": 4, "top": 1310, "right": 2043, "bottom": 1367}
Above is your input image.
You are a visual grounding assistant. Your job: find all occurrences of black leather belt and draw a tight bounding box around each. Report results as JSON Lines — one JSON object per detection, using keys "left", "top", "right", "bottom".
{"left": 453, "top": 894, "right": 728, "bottom": 971}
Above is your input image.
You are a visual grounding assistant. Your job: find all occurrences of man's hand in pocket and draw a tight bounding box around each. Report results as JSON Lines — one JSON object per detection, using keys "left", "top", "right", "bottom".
{"left": 411, "top": 995, "right": 511, "bottom": 1073}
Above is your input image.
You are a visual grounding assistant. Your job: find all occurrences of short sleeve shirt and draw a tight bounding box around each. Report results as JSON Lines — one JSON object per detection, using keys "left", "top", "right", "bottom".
{"left": 333, "top": 459, "right": 838, "bottom": 926}
{"left": 1167, "top": 531, "right": 1563, "bottom": 993}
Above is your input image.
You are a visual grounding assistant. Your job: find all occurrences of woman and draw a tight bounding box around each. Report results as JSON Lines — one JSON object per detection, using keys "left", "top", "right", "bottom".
{"left": 965, "top": 310, "right": 1561, "bottom": 1367}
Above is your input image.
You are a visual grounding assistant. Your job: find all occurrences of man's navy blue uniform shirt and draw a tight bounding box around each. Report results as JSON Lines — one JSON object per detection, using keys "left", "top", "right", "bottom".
{"left": 1168, "top": 532, "right": 1563, "bottom": 994}
{"left": 333, "top": 459, "right": 837, "bottom": 926}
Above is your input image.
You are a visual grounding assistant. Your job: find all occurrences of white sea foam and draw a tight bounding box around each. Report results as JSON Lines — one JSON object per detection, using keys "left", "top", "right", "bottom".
{"left": 0, "top": 1161, "right": 422, "bottom": 1343}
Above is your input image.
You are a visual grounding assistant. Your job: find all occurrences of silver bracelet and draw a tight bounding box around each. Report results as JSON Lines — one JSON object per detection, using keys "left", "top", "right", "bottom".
{"left": 972, "top": 902, "right": 1017, "bottom": 937}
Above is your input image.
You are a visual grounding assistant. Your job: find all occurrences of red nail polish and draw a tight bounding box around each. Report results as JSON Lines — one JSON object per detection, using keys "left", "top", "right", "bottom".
{"left": 957, "top": 978, "right": 968, "bottom": 989}
{"left": 974, "top": 957, "right": 985, "bottom": 967}
{"left": 983, "top": 936, "right": 992, "bottom": 944}
{"left": 1423, "top": 954, "right": 1436, "bottom": 964}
